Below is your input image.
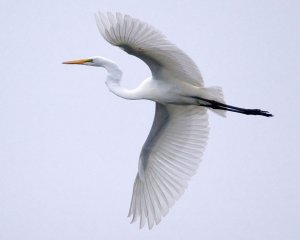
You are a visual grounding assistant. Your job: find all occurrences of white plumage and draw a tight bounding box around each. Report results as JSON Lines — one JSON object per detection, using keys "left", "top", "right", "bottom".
{"left": 63, "top": 12, "right": 272, "bottom": 230}
{"left": 95, "top": 13, "right": 210, "bottom": 228}
{"left": 129, "top": 104, "right": 208, "bottom": 228}
{"left": 95, "top": 12, "right": 204, "bottom": 86}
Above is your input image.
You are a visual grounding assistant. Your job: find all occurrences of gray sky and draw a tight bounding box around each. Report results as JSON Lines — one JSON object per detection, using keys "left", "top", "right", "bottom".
{"left": 0, "top": 0, "right": 299, "bottom": 239}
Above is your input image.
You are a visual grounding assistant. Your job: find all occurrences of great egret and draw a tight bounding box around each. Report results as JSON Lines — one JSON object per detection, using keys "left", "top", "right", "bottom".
{"left": 63, "top": 12, "right": 272, "bottom": 229}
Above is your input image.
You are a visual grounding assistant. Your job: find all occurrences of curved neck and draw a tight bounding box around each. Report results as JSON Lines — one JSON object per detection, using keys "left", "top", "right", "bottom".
{"left": 103, "top": 60, "right": 141, "bottom": 100}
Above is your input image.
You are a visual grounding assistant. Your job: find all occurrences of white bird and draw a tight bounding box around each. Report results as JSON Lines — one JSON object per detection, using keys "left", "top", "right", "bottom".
{"left": 63, "top": 12, "right": 272, "bottom": 229}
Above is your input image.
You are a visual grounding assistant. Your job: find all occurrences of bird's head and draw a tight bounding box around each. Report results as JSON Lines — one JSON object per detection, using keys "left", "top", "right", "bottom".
{"left": 63, "top": 56, "right": 109, "bottom": 67}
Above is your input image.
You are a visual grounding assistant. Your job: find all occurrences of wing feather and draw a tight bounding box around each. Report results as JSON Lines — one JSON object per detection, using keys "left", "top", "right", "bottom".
{"left": 128, "top": 103, "right": 209, "bottom": 229}
{"left": 95, "top": 12, "right": 204, "bottom": 86}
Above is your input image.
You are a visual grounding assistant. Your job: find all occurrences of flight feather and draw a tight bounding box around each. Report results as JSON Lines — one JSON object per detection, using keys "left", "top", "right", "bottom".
{"left": 128, "top": 104, "right": 209, "bottom": 229}
{"left": 95, "top": 12, "right": 204, "bottom": 86}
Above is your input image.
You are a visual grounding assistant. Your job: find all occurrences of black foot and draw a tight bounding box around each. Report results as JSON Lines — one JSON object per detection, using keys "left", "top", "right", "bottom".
{"left": 193, "top": 97, "right": 273, "bottom": 117}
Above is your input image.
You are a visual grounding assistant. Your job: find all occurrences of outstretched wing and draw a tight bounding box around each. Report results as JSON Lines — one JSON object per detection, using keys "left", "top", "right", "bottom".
{"left": 95, "top": 12, "right": 204, "bottom": 86}
{"left": 128, "top": 103, "right": 209, "bottom": 229}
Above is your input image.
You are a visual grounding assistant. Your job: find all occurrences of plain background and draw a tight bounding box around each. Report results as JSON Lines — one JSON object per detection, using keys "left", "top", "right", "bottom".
{"left": 0, "top": 0, "right": 299, "bottom": 239}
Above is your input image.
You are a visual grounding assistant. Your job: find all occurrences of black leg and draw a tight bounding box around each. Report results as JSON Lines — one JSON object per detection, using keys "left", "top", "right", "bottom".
{"left": 193, "top": 97, "right": 273, "bottom": 117}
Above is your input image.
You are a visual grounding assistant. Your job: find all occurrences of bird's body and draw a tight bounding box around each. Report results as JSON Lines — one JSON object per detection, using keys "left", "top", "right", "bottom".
{"left": 133, "top": 77, "right": 213, "bottom": 106}
{"left": 89, "top": 56, "right": 226, "bottom": 112}
{"left": 64, "top": 12, "right": 272, "bottom": 229}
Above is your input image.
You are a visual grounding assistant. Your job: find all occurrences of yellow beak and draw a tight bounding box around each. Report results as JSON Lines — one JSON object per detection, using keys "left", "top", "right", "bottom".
{"left": 62, "top": 58, "right": 92, "bottom": 64}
